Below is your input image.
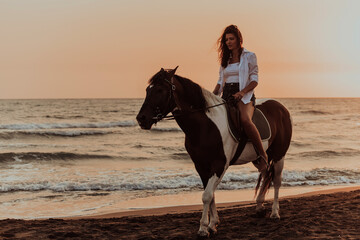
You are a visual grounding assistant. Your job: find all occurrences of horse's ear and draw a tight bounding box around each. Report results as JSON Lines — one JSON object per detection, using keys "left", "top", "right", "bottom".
{"left": 168, "top": 66, "right": 179, "bottom": 79}
{"left": 160, "top": 68, "right": 165, "bottom": 72}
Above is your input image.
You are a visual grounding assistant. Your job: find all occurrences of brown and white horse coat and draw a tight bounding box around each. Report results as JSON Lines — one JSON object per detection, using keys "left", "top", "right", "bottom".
{"left": 136, "top": 68, "right": 292, "bottom": 237}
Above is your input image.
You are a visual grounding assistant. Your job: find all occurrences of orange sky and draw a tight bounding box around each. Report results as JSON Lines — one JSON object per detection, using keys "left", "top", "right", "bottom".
{"left": 0, "top": 0, "right": 359, "bottom": 99}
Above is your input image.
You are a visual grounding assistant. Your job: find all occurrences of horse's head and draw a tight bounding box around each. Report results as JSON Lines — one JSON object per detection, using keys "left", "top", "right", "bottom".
{"left": 136, "top": 67, "right": 178, "bottom": 129}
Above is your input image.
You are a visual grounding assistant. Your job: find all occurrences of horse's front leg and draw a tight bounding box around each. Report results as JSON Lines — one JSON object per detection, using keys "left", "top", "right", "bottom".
{"left": 198, "top": 174, "right": 219, "bottom": 237}
{"left": 208, "top": 195, "right": 220, "bottom": 233}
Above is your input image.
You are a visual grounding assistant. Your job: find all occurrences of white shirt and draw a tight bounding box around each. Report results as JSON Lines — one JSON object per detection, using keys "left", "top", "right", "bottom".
{"left": 223, "top": 62, "right": 240, "bottom": 83}
{"left": 217, "top": 48, "right": 259, "bottom": 104}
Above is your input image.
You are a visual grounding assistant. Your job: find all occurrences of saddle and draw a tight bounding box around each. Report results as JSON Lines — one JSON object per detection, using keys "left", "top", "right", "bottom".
{"left": 226, "top": 102, "right": 271, "bottom": 143}
{"left": 226, "top": 102, "right": 271, "bottom": 165}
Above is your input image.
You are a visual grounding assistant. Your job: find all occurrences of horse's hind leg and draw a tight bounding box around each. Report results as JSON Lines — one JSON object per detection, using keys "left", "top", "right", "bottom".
{"left": 270, "top": 157, "right": 284, "bottom": 219}
{"left": 255, "top": 167, "right": 267, "bottom": 214}
{"left": 256, "top": 180, "right": 266, "bottom": 214}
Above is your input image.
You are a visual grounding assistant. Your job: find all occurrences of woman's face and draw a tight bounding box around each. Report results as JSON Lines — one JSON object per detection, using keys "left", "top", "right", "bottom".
{"left": 225, "top": 33, "right": 239, "bottom": 51}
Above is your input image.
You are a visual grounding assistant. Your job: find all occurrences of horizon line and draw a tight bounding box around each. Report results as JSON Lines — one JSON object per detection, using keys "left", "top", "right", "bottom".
{"left": 0, "top": 96, "right": 359, "bottom": 100}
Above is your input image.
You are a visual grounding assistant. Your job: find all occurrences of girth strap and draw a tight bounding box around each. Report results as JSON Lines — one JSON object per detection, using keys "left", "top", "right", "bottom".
{"left": 229, "top": 132, "right": 248, "bottom": 165}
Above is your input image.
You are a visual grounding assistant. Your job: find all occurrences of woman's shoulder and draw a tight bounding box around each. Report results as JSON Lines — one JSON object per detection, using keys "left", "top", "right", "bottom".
{"left": 243, "top": 49, "right": 257, "bottom": 62}
{"left": 243, "top": 48, "right": 256, "bottom": 56}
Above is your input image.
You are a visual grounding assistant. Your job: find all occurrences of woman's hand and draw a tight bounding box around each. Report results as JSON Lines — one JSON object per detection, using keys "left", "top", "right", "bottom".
{"left": 233, "top": 91, "right": 245, "bottom": 100}
{"left": 213, "top": 84, "right": 221, "bottom": 95}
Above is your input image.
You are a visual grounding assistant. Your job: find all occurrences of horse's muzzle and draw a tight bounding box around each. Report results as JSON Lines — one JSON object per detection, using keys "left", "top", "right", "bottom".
{"left": 136, "top": 114, "right": 153, "bottom": 130}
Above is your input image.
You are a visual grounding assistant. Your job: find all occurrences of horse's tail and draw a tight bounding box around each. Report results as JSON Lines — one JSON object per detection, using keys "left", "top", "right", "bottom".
{"left": 255, "top": 160, "right": 275, "bottom": 197}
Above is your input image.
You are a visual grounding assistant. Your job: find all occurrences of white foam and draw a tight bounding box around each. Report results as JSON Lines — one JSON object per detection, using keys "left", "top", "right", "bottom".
{"left": 13, "top": 156, "right": 22, "bottom": 162}
{"left": 0, "top": 167, "right": 358, "bottom": 193}
{"left": 0, "top": 121, "right": 137, "bottom": 130}
{"left": 29, "top": 130, "right": 112, "bottom": 136}
{"left": 151, "top": 127, "right": 182, "bottom": 132}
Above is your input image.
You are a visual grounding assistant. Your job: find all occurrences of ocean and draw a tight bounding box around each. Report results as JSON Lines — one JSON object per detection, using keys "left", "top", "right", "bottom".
{"left": 0, "top": 98, "right": 359, "bottom": 219}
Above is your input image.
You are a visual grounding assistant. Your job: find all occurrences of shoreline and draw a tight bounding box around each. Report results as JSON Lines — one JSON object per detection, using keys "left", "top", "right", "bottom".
{"left": 2, "top": 185, "right": 358, "bottom": 221}
{"left": 70, "top": 185, "right": 360, "bottom": 219}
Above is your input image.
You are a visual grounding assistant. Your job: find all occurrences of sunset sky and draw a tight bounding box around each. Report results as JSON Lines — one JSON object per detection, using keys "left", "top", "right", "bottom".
{"left": 1, "top": 0, "right": 359, "bottom": 99}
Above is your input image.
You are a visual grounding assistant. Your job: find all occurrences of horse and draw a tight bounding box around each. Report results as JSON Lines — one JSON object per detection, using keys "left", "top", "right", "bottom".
{"left": 136, "top": 67, "right": 292, "bottom": 237}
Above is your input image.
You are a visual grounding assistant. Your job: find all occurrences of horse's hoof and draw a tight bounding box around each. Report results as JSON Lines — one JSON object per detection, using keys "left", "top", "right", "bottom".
{"left": 197, "top": 229, "right": 209, "bottom": 238}
{"left": 270, "top": 212, "right": 280, "bottom": 219}
{"left": 208, "top": 225, "right": 217, "bottom": 235}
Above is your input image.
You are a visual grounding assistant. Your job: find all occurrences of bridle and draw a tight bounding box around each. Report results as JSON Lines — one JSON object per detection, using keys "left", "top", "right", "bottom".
{"left": 152, "top": 77, "right": 177, "bottom": 122}
{"left": 152, "top": 76, "right": 227, "bottom": 122}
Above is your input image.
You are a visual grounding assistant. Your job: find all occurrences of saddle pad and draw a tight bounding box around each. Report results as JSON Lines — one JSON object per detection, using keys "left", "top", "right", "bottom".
{"left": 252, "top": 108, "right": 271, "bottom": 141}
{"left": 226, "top": 105, "right": 271, "bottom": 142}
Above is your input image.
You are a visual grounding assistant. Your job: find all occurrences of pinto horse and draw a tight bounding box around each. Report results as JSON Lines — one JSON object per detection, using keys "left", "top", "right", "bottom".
{"left": 136, "top": 67, "right": 292, "bottom": 237}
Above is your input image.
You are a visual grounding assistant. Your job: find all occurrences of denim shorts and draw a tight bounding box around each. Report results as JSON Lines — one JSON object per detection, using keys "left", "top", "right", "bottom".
{"left": 222, "top": 83, "right": 256, "bottom": 106}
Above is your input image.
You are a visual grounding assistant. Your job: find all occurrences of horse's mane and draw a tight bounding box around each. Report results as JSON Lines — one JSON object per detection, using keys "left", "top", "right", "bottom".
{"left": 174, "top": 75, "right": 207, "bottom": 110}
{"left": 148, "top": 71, "right": 207, "bottom": 110}
{"left": 148, "top": 71, "right": 224, "bottom": 110}
{"left": 201, "top": 87, "right": 224, "bottom": 107}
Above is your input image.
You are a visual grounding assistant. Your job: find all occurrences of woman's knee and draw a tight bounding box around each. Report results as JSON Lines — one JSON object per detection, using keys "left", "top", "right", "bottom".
{"left": 240, "top": 116, "right": 252, "bottom": 127}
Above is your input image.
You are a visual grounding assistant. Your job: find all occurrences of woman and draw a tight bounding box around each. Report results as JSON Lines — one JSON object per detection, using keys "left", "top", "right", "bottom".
{"left": 213, "top": 24, "right": 268, "bottom": 172}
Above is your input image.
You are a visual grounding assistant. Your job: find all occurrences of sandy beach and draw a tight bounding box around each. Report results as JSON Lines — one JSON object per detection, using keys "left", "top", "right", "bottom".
{"left": 0, "top": 186, "right": 359, "bottom": 239}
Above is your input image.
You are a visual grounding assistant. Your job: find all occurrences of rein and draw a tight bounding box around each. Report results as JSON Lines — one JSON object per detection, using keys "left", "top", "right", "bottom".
{"left": 159, "top": 102, "right": 227, "bottom": 121}
{"left": 152, "top": 77, "right": 228, "bottom": 122}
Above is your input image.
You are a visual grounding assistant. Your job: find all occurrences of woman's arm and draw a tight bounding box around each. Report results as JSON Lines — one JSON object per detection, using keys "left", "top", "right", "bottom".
{"left": 214, "top": 67, "right": 224, "bottom": 95}
{"left": 248, "top": 53, "right": 258, "bottom": 82}
{"left": 233, "top": 53, "right": 259, "bottom": 100}
{"left": 233, "top": 81, "right": 258, "bottom": 100}
{"left": 213, "top": 84, "right": 221, "bottom": 95}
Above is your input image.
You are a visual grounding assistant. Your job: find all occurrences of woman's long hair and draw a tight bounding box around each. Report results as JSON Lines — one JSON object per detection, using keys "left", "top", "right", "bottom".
{"left": 217, "top": 25, "right": 243, "bottom": 68}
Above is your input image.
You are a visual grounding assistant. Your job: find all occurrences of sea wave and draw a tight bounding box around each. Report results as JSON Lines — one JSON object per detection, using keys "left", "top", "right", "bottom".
{"left": 290, "top": 140, "right": 312, "bottom": 147}
{"left": 0, "top": 130, "right": 117, "bottom": 139}
{"left": 45, "top": 115, "right": 84, "bottom": 119}
{"left": 0, "top": 121, "right": 137, "bottom": 130}
{"left": 1, "top": 168, "right": 358, "bottom": 193}
{"left": 171, "top": 152, "right": 190, "bottom": 160}
{"left": 150, "top": 127, "right": 182, "bottom": 132}
{"left": 102, "top": 110, "right": 119, "bottom": 113}
{"left": 299, "top": 110, "right": 331, "bottom": 115}
{"left": 296, "top": 148, "right": 360, "bottom": 158}
{"left": 281, "top": 168, "right": 360, "bottom": 186}
{"left": 0, "top": 152, "right": 113, "bottom": 162}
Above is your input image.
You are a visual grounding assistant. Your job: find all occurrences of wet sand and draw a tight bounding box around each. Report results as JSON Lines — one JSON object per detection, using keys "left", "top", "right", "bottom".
{"left": 0, "top": 186, "right": 359, "bottom": 239}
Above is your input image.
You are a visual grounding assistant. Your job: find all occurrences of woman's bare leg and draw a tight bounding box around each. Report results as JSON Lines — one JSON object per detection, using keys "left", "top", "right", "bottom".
{"left": 238, "top": 101, "right": 268, "bottom": 172}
